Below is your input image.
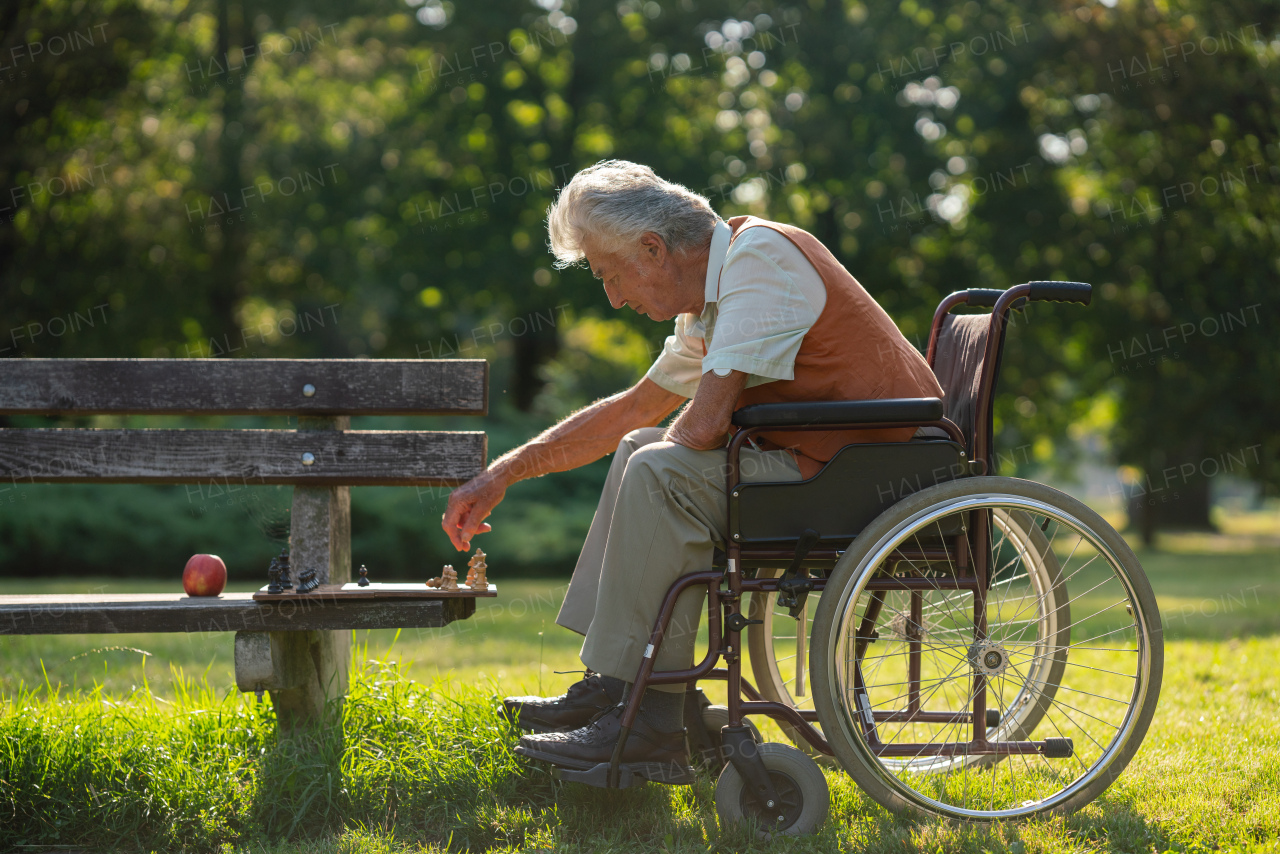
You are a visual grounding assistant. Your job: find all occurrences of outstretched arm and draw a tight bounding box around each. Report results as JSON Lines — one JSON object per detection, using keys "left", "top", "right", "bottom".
{"left": 441, "top": 376, "right": 684, "bottom": 550}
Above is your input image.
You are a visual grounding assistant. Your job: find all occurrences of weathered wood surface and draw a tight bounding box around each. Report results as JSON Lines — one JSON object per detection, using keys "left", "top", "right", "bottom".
{"left": 0, "top": 428, "right": 486, "bottom": 485}
{"left": 275, "top": 414, "right": 354, "bottom": 723}
{"left": 0, "top": 358, "right": 487, "bottom": 415}
{"left": 253, "top": 583, "right": 498, "bottom": 601}
{"left": 0, "top": 592, "right": 476, "bottom": 634}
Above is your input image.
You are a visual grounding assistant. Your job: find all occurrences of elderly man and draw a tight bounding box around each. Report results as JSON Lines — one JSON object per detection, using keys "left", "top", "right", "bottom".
{"left": 442, "top": 160, "right": 942, "bottom": 781}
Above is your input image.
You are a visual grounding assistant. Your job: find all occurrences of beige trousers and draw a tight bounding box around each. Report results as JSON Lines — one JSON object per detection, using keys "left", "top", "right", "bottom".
{"left": 556, "top": 428, "right": 802, "bottom": 691}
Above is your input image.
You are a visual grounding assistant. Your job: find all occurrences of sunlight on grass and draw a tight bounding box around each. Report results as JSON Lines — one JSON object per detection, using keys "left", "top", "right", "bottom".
{"left": 2, "top": 535, "right": 1279, "bottom": 851}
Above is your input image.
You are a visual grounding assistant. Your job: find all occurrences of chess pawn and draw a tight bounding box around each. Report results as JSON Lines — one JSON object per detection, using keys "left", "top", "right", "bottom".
{"left": 357, "top": 565, "right": 370, "bottom": 587}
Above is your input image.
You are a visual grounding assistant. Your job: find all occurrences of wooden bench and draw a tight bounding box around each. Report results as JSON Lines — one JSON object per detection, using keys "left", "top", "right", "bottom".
{"left": 0, "top": 358, "right": 488, "bottom": 727}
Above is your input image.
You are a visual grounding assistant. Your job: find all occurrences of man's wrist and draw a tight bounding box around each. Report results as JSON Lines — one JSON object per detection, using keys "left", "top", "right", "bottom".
{"left": 488, "top": 455, "right": 521, "bottom": 487}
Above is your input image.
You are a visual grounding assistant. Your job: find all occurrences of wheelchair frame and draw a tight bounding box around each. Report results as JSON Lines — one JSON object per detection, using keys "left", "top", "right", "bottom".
{"left": 587, "top": 282, "right": 1090, "bottom": 799}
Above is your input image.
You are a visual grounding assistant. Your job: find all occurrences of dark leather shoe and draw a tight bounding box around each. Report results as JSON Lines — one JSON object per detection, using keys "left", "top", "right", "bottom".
{"left": 515, "top": 704, "right": 694, "bottom": 784}
{"left": 502, "top": 672, "right": 615, "bottom": 733}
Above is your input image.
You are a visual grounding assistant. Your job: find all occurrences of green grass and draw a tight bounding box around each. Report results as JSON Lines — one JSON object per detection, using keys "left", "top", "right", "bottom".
{"left": 2, "top": 538, "right": 1279, "bottom": 853}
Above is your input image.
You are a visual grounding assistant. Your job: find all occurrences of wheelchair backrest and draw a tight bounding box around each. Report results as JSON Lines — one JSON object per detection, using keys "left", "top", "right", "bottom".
{"left": 930, "top": 313, "right": 1008, "bottom": 459}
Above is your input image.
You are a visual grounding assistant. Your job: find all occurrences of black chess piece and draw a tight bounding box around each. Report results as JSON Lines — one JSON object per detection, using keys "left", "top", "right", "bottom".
{"left": 277, "top": 550, "right": 293, "bottom": 590}
{"left": 266, "top": 557, "right": 284, "bottom": 595}
{"left": 357, "top": 564, "right": 370, "bottom": 587}
{"left": 296, "top": 566, "right": 320, "bottom": 593}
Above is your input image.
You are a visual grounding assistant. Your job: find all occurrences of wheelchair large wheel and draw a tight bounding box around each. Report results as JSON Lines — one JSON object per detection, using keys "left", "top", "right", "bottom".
{"left": 747, "top": 508, "right": 1068, "bottom": 763}
{"left": 812, "top": 477, "right": 1163, "bottom": 820}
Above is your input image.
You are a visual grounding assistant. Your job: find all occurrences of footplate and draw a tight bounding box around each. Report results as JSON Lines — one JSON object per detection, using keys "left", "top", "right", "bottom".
{"left": 554, "top": 762, "right": 642, "bottom": 788}
{"left": 552, "top": 761, "right": 695, "bottom": 788}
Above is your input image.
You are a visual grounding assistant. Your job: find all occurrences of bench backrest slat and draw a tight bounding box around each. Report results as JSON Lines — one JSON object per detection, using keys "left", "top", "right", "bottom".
{"left": 0, "top": 359, "right": 487, "bottom": 416}
{"left": 0, "top": 428, "right": 486, "bottom": 486}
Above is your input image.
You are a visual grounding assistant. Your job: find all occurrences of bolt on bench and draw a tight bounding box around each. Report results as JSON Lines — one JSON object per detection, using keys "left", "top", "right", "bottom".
{"left": 0, "top": 358, "right": 488, "bottom": 728}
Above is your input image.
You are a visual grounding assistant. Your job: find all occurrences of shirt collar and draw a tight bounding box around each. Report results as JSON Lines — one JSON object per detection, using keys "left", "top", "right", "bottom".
{"left": 703, "top": 219, "right": 732, "bottom": 308}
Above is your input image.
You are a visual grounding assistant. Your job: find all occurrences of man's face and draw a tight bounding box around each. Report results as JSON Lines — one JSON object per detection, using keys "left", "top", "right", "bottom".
{"left": 582, "top": 233, "right": 683, "bottom": 321}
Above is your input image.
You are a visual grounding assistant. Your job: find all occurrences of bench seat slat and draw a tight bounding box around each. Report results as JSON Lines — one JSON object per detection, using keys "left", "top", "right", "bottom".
{"left": 0, "top": 592, "right": 475, "bottom": 634}
{"left": 0, "top": 358, "right": 487, "bottom": 415}
{"left": 0, "top": 428, "right": 486, "bottom": 485}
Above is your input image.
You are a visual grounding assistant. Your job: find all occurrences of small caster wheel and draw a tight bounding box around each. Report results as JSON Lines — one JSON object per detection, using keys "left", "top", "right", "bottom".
{"left": 693, "top": 705, "right": 762, "bottom": 771}
{"left": 714, "top": 742, "right": 828, "bottom": 837}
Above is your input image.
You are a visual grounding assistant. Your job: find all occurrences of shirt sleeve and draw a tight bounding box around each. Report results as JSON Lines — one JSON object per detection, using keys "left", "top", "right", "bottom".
{"left": 701, "top": 233, "right": 822, "bottom": 386}
{"left": 644, "top": 312, "right": 704, "bottom": 398}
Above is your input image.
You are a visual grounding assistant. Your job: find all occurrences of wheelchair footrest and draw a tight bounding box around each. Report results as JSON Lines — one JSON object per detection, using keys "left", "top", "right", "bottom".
{"left": 552, "top": 760, "right": 694, "bottom": 788}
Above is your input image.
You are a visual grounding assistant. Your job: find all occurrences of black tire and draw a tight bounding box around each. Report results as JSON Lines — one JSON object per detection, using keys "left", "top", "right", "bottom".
{"left": 714, "top": 742, "right": 829, "bottom": 837}
{"left": 811, "top": 477, "right": 1163, "bottom": 820}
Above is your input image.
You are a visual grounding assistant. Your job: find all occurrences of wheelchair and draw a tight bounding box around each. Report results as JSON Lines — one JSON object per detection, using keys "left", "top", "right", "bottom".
{"left": 553, "top": 281, "right": 1164, "bottom": 835}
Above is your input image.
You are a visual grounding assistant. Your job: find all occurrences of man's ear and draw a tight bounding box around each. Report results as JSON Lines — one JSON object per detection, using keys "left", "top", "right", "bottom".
{"left": 639, "top": 231, "right": 667, "bottom": 262}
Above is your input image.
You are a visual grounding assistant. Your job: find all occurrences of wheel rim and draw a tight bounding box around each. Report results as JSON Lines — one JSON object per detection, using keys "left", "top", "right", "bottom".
{"left": 824, "top": 493, "right": 1157, "bottom": 819}
{"left": 737, "top": 770, "right": 804, "bottom": 831}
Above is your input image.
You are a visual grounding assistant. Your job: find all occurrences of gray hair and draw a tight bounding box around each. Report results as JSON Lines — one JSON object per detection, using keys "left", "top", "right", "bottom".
{"left": 546, "top": 160, "right": 721, "bottom": 268}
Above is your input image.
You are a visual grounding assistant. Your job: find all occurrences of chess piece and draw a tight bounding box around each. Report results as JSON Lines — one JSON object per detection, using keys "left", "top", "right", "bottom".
{"left": 427, "top": 565, "right": 457, "bottom": 590}
{"left": 465, "top": 549, "right": 488, "bottom": 589}
{"left": 277, "top": 550, "right": 293, "bottom": 591}
{"left": 295, "top": 566, "right": 320, "bottom": 593}
{"left": 266, "top": 556, "right": 284, "bottom": 595}
{"left": 357, "top": 564, "right": 370, "bottom": 587}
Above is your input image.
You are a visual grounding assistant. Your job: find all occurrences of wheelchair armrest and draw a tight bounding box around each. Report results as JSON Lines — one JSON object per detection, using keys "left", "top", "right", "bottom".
{"left": 731, "top": 397, "right": 944, "bottom": 428}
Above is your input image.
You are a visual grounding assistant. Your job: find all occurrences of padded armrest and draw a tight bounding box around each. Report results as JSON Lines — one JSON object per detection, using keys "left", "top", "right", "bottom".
{"left": 731, "top": 397, "right": 944, "bottom": 428}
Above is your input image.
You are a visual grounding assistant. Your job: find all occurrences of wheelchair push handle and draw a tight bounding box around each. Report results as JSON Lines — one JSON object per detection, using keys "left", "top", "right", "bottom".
{"left": 959, "top": 288, "right": 1006, "bottom": 308}
{"left": 1026, "top": 281, "right": 1092, "bottom": 305}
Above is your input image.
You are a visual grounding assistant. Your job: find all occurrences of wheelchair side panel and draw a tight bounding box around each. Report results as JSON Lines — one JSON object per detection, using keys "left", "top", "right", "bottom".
{"left": 730, "top": 440, "right": 969, "bottom": 546}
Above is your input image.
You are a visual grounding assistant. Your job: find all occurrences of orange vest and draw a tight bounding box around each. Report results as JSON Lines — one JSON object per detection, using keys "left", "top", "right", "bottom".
{"left": 724, "top": 216, "right": 944, "bottom": 479}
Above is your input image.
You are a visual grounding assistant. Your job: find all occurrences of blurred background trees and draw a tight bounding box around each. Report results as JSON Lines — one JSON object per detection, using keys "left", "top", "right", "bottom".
{"left": 2, "top": 0, "right": 1276, "bottom": 577}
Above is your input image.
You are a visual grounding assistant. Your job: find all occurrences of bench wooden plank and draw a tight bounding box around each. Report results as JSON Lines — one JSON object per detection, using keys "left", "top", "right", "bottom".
{"left": 0, "top": 592, "right": 476, "bottom": 634}
{"left": 0, "top": 428, "right": 486, "bottom": 485}
{"left": 0, "top": 358, "right": 487, "bottom": 415}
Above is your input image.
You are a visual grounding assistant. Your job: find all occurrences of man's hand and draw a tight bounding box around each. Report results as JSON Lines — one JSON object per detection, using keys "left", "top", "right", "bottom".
{"left": 440, "top": 377, "right": 683, "bottom": 551}
{"left": 665, "top": 369, "right": 748, "bottom": 450}
{"left": 442, "top": 468, "right": 506, "bottom": 551}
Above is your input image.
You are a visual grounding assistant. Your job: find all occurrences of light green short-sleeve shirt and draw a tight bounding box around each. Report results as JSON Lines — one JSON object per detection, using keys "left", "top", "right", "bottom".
{"left": 645, "top": 220, "right": 828, "bottom": 398}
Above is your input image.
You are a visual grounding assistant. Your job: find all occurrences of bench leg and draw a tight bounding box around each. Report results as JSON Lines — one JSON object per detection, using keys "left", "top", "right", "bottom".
{"left": 234, "top": 414, "right": 355, "bottom": 728}
{"left": 235, "top": 630, "right": 350, "bottom": 728}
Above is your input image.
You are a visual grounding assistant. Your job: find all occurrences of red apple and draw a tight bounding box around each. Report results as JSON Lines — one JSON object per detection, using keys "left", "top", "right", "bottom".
{"left": 183, "top": 554, "right": 227, "bottom": 597}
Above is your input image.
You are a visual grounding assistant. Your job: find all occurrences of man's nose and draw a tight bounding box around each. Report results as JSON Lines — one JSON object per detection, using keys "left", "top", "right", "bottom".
{"left": 603, "top": 281, "right": 624, "bottom": 309}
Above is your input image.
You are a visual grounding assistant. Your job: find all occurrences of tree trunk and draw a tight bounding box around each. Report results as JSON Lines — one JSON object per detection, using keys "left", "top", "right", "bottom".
{"left": 1128, "top": 458, "right": 1216, "bottom": 547}
{"left": 509, "top": 326, "right": 559, "bottom": 411}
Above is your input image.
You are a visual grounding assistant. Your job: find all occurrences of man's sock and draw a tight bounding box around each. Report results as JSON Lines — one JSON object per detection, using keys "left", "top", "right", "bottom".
{"left": 621, "top": 682, "right": 685, "bottom": 732}
{"left": 598, "top": 674, "right": 626, "bottom": 704}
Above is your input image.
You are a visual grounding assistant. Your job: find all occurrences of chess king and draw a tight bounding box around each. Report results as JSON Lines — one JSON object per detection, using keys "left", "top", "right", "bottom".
{"left": 441, "top": 161, "right": 941, "bottom": 777}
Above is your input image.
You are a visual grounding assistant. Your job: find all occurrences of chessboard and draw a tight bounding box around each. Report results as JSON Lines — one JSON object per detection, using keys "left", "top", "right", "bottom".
{"left": 252, "top": 582, "right": 497, "bottom": 602}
